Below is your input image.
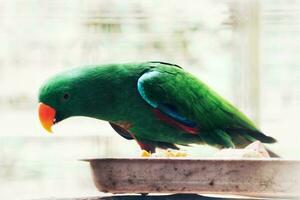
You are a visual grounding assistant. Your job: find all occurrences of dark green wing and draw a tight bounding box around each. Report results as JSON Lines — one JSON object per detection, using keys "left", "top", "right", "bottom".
{"left": 138, "top": 64, "right": 276, "bottom": 148}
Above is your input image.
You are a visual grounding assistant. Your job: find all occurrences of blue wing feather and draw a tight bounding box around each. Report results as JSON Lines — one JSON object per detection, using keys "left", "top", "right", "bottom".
{"left": 137, "top": 71, "right": 159, "bottom": 108}
{"left": 158, "top": 104, "right": 197, "bottom": 127}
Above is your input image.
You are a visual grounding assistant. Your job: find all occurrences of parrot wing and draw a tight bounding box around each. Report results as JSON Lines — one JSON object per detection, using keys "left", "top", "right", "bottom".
{"left": 137, "top": 68, "right": 276, "bottom": 148}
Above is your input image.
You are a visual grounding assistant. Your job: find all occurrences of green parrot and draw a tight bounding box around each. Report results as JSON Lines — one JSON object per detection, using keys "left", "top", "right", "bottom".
{"left": 38, "top": 61, "right": 277, "bottom": 156}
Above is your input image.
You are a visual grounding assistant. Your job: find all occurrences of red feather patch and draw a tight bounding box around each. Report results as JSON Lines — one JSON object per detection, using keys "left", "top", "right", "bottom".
{"left": 152, "top": 109, "right": 199, "bottom": 135}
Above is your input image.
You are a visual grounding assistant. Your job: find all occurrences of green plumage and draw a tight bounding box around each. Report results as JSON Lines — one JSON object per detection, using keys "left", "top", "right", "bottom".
{"left": 39, "top": 61, "right": 276, "bottom": 151}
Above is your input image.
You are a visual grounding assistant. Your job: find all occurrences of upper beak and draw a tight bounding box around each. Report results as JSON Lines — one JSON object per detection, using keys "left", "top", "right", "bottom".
{"left": 38, "top": 103, "right": 56, "bottom": 133}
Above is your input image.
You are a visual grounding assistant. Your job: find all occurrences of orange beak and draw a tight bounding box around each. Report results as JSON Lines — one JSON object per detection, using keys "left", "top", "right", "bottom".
{"left": 38, "top": 103, "right": 56, "bottom": 133}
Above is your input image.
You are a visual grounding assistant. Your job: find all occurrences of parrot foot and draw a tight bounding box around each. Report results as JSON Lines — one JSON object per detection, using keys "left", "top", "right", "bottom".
{"left": 141, "top": 150, "right": 152, "bottom": 157}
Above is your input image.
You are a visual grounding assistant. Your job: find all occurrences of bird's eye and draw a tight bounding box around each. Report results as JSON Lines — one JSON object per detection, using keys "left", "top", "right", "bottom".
{"left": 62, "top": 93, "right": 70, "bottom": 101}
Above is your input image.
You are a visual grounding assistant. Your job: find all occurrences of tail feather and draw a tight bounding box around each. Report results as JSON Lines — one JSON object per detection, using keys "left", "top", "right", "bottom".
{"left": 226, "top": 128, "right": 277, "bottom": 144}
{"left": 266, "top": 148, "right": 281, "bottom": 158}
{"left": 248, "top": 130, "right": 277, "bottom": 143}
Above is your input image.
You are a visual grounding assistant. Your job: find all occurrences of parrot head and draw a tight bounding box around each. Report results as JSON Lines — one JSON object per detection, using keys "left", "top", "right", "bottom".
{"left": 38, "top": 66, "right": 113, "bottom": 133}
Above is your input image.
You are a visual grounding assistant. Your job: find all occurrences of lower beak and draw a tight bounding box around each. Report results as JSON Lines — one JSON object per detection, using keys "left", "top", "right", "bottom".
{"left": 38, "top": 103, "right": 56, "bottom": 133}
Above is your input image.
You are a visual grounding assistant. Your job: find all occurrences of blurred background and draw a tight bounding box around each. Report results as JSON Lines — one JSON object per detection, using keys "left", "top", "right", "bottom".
{"left": 0, "top": 0, "right": 299, "bottom": 199}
